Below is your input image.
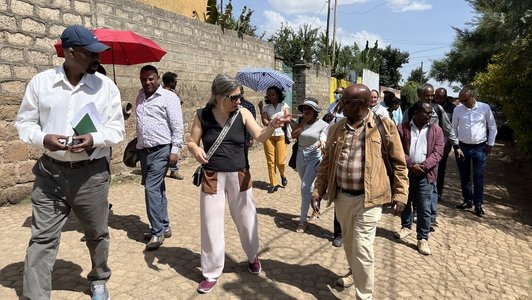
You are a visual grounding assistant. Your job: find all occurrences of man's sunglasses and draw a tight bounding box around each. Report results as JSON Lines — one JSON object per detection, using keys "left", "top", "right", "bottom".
{"left": 226, "top": 94, "right": 241, "bottom": 102}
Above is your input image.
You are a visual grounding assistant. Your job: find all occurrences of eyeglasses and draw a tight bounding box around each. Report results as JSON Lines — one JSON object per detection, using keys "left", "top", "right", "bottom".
{"left": 225, "top": 94, "right": 241, "bottom": 102}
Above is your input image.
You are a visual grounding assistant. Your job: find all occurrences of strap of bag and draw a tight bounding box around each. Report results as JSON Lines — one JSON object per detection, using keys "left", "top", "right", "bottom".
{"left": 373, "top": 113, "right": 392, "bottom": 175}
{"left": 205, "top": 108, "right": 241, "bottom": 160}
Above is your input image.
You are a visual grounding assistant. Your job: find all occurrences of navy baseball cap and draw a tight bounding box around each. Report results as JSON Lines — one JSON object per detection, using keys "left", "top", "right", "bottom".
{"left": 61, "top": 25, "right": 109, "bottom": 53}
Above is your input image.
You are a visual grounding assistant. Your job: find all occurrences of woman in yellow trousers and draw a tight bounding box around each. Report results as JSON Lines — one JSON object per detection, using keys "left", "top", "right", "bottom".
{"left": 259, "top": 86, "right": 291, "bottom": 193}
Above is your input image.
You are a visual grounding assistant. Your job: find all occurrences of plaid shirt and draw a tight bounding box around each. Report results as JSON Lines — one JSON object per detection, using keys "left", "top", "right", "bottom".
{"left": 336, "top": 120, "right": 366, "bottom": 191}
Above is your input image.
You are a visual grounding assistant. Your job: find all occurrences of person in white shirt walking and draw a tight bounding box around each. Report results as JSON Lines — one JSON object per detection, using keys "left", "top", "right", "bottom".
{"left": 452, "top": 86, "right": 497, "bottom": 216}
{"left": 15, "top": 25, "right": 124, "bottom": 300}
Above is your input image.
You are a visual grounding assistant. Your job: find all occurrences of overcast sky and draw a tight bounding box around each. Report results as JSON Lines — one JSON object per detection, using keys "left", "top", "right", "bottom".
{"left": 228, "top": 0, "right": 476, "bottom": 94}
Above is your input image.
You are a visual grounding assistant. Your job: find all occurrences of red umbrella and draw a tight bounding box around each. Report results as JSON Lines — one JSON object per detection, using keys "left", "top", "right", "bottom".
{"left": 54, "top": 28, "right": 167, "bottom": 80}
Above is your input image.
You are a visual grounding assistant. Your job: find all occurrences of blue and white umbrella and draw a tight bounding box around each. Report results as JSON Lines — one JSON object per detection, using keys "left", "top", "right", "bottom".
{"left": 236, "top": 67, "right": 294, "bottom": 92}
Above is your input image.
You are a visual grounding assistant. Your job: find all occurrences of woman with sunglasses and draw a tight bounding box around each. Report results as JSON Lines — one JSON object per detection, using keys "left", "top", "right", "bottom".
{"left": 291, "top": 98, "right": 328, "bottom": 233}
{"left": 187, "top": 74, "right": 288, "bottom": 294}
{"left": 259, "top": 86, "right": 291, "bottom": 193}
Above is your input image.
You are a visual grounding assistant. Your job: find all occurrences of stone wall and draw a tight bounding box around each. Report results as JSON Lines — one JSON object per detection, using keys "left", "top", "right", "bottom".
{"left": 138, "top": 0, "right": 207, "bottom": 19}
{"left": 0, "top": 0, "right": 277, "bottom": 204}
{"left": 292, "top": 61, "right": 331, "bottom": 118}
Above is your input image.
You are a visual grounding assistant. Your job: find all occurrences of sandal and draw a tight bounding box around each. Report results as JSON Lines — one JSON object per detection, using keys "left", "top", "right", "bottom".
{"left": 296, "top": 222, "right": 307, "bottom": 233}
{"left": 309, "top": 210, "right": 320, "bottom": 221}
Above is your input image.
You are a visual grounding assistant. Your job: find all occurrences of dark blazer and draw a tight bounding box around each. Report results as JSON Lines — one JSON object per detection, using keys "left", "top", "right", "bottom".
{"left": 397, "top": 122, "right": 444, "bottom": 183}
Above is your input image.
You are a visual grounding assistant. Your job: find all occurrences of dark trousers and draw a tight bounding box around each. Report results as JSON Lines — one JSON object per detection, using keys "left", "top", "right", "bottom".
{"left": 139, "top": 145, "right": 171, "bottom": 236}
{"left": 456, "top": 142, "right": 487, "bottom": 208}
{"left": 333, "top": 209, "right": 342, "bottom": 238}
{"left": 436, "top": 143, "right": 452, "bottom": 197}
{"left": 23, "top": 155, "right": 111, "bottom": 299}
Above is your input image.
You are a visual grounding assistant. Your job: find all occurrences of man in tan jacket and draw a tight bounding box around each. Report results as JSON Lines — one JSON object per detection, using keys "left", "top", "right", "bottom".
{"left": 311, "top": 84, "right": 408, "bottom": 299}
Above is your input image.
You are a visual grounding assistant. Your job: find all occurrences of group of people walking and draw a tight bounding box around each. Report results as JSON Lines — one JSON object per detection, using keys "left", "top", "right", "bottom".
{"left": 14, "top": 25, "right": 498, "bottom": 300}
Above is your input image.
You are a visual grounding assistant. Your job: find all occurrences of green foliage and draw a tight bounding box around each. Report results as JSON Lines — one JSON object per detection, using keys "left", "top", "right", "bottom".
{"left": 199, "top": 0, "right": 257, "bottom": 37}
{"left": 400, "top": 81, "right": 419, "bottom": 107}
{"left": 430, "top": 0, "right": 532, "bottom": 85}
{"left": 407, "top": 66, "right": 429, "bottom": 84}
{"left": 377, "top": 45, "right": 410, "bottom": 88}
{"left": 474, "top": 34, "right": 532, "bottom": 154}
{"left": 269, "top": 23, "right": 319, "bottom": 67}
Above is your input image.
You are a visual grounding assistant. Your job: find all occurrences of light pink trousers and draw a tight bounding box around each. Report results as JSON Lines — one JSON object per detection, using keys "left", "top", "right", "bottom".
{"left": 200, "top": 171, "right": 259, "bottom": 281}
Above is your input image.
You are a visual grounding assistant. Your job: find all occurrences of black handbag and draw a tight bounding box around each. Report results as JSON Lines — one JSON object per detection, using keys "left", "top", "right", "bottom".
{"left": 192, "top": 108, "right": 241, "bottom": 187}
{"left": 192, "top": 165, "right": 203, "bottom": 187}
{"left": 288, "top": 140, "right": 298, "bottom": 169}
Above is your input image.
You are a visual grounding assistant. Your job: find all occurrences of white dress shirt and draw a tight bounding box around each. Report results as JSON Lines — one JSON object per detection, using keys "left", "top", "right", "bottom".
{"left": 135, "top": 85, "right": 184, "bottom": 154}
{"left": 15, "top": 67, "right": 125, "bottom": 162}
{"left": 452, "top": 101, "right": 497, "bottom": 146}
{"left": 409, "top": 120, "right": 429, "bottom": 164}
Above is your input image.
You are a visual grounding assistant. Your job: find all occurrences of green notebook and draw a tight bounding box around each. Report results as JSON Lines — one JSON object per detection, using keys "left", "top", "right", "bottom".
{"left": 73, "top": 113, "right": 97, "bottom": 156}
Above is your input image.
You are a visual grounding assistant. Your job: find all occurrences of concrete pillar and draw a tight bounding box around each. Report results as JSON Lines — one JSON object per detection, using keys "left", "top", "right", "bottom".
{"left": 292, "top": 59, "right": 310, "bottom": 117}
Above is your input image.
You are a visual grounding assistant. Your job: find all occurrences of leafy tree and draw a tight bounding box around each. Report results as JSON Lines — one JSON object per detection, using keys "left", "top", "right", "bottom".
{"left": 400, "top": 81, "right": 419, "bottom": 108}
{"left": 377, "top": 45, "right": 410, "bottom": 88}
{"left": 269, "top": 23, "right": 319, "bottom": 67}
{"left": 474, "top": 35, "right": 532, "bottom": 153}
{"left": 194, "top": 0, "right": 257, "bottom": 37}
{"left": 407, "top": 66, "right": 429, "bottom": 84}
{"left": 430, "top": 0, "right": 531, "bottom": 85}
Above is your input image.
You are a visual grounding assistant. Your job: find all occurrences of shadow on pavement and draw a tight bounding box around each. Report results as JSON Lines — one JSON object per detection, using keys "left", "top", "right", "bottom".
{"left": 108, "top": 213, "right": 150, "bottom": 243}
{"left": 0, "top": 259, "right": 89, "bottom": 297}
{"left": 143, "top": 246, "right": 341, "bottom": 299}
{"left": 256, "top": 207, "right": 334, "bottom": 239}
{"left": 223, "top": 258, "right": 341, "bottom": 299}
{"left": 252, "top": 180, "right": 270, "bottom": 191}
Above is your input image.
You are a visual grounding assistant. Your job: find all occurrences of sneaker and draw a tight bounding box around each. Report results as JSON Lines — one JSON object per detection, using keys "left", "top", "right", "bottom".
{"left": 394, "top": 227, "right": 412, "bottom": 239}
{"left": 197, "top": 279, "right": 217, "bottom": 294}
{"left": 248, "top": 256, "right": 262, "bottom": 274}
{"left": 332, "top": 237, "right": 343, "bottom": 247}
{"left": 169, "top": 171, "right": 184, "bottom": 180}
{"left": 91, "top": 283, "right": 109, "bottom": 300}
{"left": 335, "top": 270, "right": 354, "bottom": 288}
{"left": 417, "top": 239, "right": 431, "bottom": 255}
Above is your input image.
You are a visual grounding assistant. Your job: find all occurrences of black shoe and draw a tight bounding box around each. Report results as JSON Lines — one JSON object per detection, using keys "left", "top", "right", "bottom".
{"left": 332, "top": 237, "right": 343, "bottom": 247}
{"left": 146, "top": 234, "right": 164, "bottom": 251}
{"left": 144, "top": 226, "right": 172, "bottom": 240}
{"left": 281, "top": 177, "right": 288, "bottom": 187}
{"left": 475, "top": 206, "right": 485, "bottom": 216}
{"left": 267, "top": 186, "right": 277, "bottom": 193}
{"left": 456, "top": 202, "right": 473, "bottom": 209}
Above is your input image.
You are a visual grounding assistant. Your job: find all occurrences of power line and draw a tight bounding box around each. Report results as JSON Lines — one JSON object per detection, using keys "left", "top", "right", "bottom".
{"left": 310, "top": 1, "right": 328, "bottom": 28}
{"left": 336, "top": 0, "right": 393, "bottom": 15}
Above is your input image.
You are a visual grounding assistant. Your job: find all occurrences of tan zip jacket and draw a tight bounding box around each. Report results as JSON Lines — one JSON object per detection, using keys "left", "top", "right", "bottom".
{"left": 313, "top": 110, "right": 409, "bottom": 208}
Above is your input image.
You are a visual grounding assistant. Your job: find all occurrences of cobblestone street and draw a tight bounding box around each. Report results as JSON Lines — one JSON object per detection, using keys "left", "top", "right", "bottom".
{"left": 0, "top": 143, "right": 530, "bottom": 299}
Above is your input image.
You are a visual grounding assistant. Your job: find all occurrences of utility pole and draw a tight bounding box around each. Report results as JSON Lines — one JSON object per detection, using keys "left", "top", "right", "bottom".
{"left": 420, "top": 61, "right": 424, "bottom": 83}
{"left": 220, "top": 0, "right": 224, "bottom": 15}
{"left": 331, "top": 0, "right": 338, "bottom": 68}
{"left": 325, "top": 0, "right": 331, "bottom": 64}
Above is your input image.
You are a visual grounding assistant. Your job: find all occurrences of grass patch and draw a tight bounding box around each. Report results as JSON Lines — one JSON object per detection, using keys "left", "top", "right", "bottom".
{"left": 111, "top": 173, "right": 140, "bottom": 186}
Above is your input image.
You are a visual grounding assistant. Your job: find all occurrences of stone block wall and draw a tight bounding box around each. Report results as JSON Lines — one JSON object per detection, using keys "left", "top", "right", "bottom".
{"left": 0, "top": 0, "right": 276, "bottom": 204}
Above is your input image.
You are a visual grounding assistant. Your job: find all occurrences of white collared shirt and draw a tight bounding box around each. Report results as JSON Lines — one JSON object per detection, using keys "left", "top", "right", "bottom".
{"left": 15, "top": 67, "right": 125, "bottom": 161}
{"left": 452, "top": 100, "right": 497, "bottom": 146}
{"left": 135, "top": 85, "right": 184, "bottom": 154}
{"left": 409, "top": 120, "right": 429, "bottom": 164}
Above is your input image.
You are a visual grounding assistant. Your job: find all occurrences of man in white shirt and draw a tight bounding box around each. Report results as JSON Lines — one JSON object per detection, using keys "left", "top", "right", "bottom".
{"left": 395, "top": 101, "right": 444, "bottom": 255}
{"left": 15, "top": 25, "right": 124, "bottom": 300}
{"left": 453, "top": 86, "right": 497, "bottom": 216}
